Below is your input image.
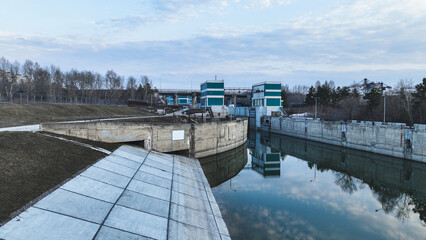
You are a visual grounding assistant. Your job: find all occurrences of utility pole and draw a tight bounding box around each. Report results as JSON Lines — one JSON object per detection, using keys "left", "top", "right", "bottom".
{"left": 311, "top": 96, "right": 318, "bottom": 119}
{"left": 383, "top": 92, "right": 386, "bottom": 123}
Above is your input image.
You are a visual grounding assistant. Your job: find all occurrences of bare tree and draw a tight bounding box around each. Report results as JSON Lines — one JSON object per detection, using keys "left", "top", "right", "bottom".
{"left": 126, "top": 76, "right": 137, "bottom": 100}
{"left": 105, "top": 70, "right": 123, "bottom": 103}
{"left": 7, "top": 61, "right": 20, "bottom": 100}
{"left": 0, "top": 57, "right": 11, "bottom": 99}
{"left": 33, "top": 66, "right": 50, "bottom": 96}
{"left": 21, "top": 59, "right": 35, "bottom": 95}
{"left": 140, "top": 75, "right": 152, "bottom": 101}
{"left": 397, "top": 79, "right": 414, "bottom": 125}
{"left": 50, "top": 65, "right": 64, "bottom": 99}
{"left": 65, "top": 69, "right": 78, "bottom": 100}
{"left": 339, "top": 97, "right": 360, "bottom": 120}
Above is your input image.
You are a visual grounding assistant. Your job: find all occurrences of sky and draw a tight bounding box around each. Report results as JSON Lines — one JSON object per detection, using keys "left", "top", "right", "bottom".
{"left": 1, "top": 0, "right": 426, "bottom": 89}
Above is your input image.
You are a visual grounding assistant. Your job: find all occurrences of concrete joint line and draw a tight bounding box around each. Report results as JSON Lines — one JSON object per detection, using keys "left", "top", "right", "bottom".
{"left": 91, "top": 150, "right": 152, "bottom": 240}
{"left": 166, "top": 155, "right": 175, "bottom": 240}
{"left": 195, "top": 165, "right": 223, "bottom": 240}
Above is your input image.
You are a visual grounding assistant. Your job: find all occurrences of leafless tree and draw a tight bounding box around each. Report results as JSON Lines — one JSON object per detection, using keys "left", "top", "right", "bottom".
{"left": 105, "top": 70, "right": 123, "bottom": 103}
{"left": 140, "top": 75, "right": 152, "bottom": 101}
{"left": 0, "top": 57, "right": 11, "bottom": 99}
{"left": 397, "top": 79, "right": 414, "bottom": 125}
{"left": 7, "top": 61, "right": 20, "bottom": 99}
{"left": 50, "top": 65, "right": 64, "bottom": 99}
{"left": 127, "top": 76, "right": 137, "bottom": 100}
{"left": 339, "top": 97, "right": 360, "bottom": 120}
{"left": 21, "top": 59, "right": 35, "bottom": 94}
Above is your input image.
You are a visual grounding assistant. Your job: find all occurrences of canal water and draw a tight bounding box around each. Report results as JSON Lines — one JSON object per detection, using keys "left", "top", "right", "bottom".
{"left": 199, "top": 130, "right": 426, "bottom": 240}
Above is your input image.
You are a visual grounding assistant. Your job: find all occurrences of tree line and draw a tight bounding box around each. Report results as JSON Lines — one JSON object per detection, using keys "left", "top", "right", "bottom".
{"left": 0, "top": 57, "right": 156, "bottom": 104}
{"left": 281, "top": 79, "right": 426, "bottom": 125}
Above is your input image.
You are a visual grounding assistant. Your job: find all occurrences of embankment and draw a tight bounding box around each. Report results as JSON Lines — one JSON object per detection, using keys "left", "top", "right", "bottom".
{"left": 0, "top": 104, "right": 152, "bottom": 128}
{"left": 262, "top": 116, "right": 426, "bottom": 163}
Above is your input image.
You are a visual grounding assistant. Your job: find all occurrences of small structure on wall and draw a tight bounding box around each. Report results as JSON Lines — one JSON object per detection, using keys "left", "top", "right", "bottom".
{"left": 165, "top": 95, "right": 194, "bottom": 106}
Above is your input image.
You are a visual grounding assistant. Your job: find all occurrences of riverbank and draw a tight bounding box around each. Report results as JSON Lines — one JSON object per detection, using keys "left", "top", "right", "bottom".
{"left": 0, "top": 132, "right": 121, "bottom": 224}
{"left": 0, "top": 104, "right": 153, "bottom": 128}
{"left": 262, "top": 116, "right": 426, "bottom": 163}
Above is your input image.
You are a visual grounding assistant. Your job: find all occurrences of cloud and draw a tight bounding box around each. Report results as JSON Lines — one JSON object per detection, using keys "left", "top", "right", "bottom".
{"left": 95, "top": 0, "right": 216, "bottom": 31}
{"left": 2, "top": 0, "right": 426, "bottom": 88}
{"left": 243, "top": 0, "right": 294, "bottom": 9}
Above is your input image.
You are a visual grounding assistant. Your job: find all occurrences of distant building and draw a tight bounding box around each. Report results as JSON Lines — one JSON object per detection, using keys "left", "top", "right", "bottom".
{"left": 252, "top": 81, "right": 282, "bottom": 107}
{"left": 200, "top": 80, "right": 224, "bottom": 108}
{"left": 0, "top": 70, "right": 30, "bottom": 84}
{"left": 251, "top": 81, "right": 283, "bottom": 127}
{"left": 165, "top": 95, "right": 193, "bottom": 105}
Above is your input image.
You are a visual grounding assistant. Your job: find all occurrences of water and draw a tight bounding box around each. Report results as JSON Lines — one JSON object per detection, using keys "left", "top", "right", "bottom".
{"left": 199, "top": 131, "right": 426, "bottom": 240}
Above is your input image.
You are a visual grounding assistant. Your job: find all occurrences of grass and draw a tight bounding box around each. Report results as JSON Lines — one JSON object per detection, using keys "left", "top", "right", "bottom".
{"left": 0, "top": 132, "right": 121, "bottom": 224}
{"left": 0, "top": 104, "right": 154, "bottom": 128}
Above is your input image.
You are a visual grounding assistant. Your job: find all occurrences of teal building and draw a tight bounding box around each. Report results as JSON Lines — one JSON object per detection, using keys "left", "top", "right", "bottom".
{"left": 251, "top": 81, "right": 283, "bottom": 128}
{"left": 200, "top": 80, "right": 224, "bottom": 108}
{"left": 252, "top": 81, "right": 282, "bottom": 107}
{"left": 165, "top": 95, "right": 193, "bottom": 105}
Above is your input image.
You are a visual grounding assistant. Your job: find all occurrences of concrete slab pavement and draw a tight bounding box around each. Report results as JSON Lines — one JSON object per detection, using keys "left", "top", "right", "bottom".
{"left": 0, "top": 146, "right": 230, "bottom": 240}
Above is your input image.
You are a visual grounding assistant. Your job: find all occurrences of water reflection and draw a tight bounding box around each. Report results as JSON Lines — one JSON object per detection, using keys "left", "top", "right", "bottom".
{"left": 201, "top": 130, "right": 426, "bottom": 240}
{"left": 198, "top": 143, "right": 248, "bottom": 188}
{"left": 250, "top": 131, "right": 282, "bottom": 177}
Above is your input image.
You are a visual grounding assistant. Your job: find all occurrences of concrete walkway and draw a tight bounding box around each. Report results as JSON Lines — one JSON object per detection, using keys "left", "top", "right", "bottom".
{"left": 0, "top": 146, "right": 230, "bottom": 240}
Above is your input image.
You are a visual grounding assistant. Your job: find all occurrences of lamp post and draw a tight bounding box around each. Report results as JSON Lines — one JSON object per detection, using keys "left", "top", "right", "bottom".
{"left": 382, "top": 85, "right": 392, "bottom": 123}
{"left": 310, "top": 165, "right": 317, "bottom": 182}
{"left": 383, "top": 92, "right": 386, "bottom": 123}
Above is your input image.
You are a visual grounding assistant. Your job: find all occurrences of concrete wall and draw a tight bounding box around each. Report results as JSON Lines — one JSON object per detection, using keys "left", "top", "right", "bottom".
{"left": 41, "top": 119, "right": 248, "bottom": 158}
{"left": 228, "top": 107, "right": 250, "bottom": 117}
{"left": 264, "top": 116, "right": 426, "bottom": 163}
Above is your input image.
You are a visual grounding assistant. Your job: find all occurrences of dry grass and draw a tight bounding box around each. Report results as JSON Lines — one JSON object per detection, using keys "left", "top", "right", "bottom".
{"left": 0, "top": 104, "right": 153, "bottom": 127}
{"left": 0, "top": 132, "right": 121, "bottom": 224}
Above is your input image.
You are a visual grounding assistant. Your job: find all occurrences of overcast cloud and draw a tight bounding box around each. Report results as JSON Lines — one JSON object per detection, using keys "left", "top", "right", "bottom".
{"left": 1, "top": 0, "right": 426, "bottom": 88}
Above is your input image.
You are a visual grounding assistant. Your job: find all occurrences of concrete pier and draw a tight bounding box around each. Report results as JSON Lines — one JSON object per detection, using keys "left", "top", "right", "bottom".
{"left": 41, "top": 119, "right": 248, "bottom": 158}
{"left": 0, "top": 146, "right": 230, "bottom": 240}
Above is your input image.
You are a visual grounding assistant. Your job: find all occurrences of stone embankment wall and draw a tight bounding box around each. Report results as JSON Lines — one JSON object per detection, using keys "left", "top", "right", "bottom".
{"left": 41, "top": 119, "right": 247, "bottom": 158}
{"left": 262, "top": 117, "right": 426, "bottom": 163}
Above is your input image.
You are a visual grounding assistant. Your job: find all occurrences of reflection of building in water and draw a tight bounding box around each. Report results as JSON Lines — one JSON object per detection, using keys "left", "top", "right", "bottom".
{"left": 249, "top": 131, "right": 281, "bottom": 177}
{"left": 199, "top": 143, "right": 248, "bottom": 188}
{"left": 259, "top": 131, "right": 426, "bottom": 224}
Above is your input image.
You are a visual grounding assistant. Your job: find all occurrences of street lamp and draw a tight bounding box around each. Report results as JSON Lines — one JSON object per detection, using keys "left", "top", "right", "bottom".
{"left": 383, "top": 92, "right": 386, "bottom": 123}
{"left": 229, "top": 179, "right": 237, "bottom": 192}
{"left": 310, "top": 165, "right": 317, "bottom": 182}
{"left": 382, "top": 84, "right": 392, "bottom": 123}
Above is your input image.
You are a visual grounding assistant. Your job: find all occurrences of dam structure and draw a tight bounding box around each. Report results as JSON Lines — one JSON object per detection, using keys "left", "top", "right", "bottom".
{"left": 41, "top": 117, "right": 248, "bottom": 158}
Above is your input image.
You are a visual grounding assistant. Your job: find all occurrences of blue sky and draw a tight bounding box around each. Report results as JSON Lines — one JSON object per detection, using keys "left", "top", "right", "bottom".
{"left": 1, "top": 0, "right": 426, "bottom": 89}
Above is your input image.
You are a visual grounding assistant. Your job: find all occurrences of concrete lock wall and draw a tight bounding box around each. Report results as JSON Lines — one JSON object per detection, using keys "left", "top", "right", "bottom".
{"left": 41, "top": 119, "right": 248, "bottom": 158}
{"left": 265, "top": 116, "right": 426, "bottom": 163}
{"left": 228, "top": 107, "right": 250, "bottom": 117}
